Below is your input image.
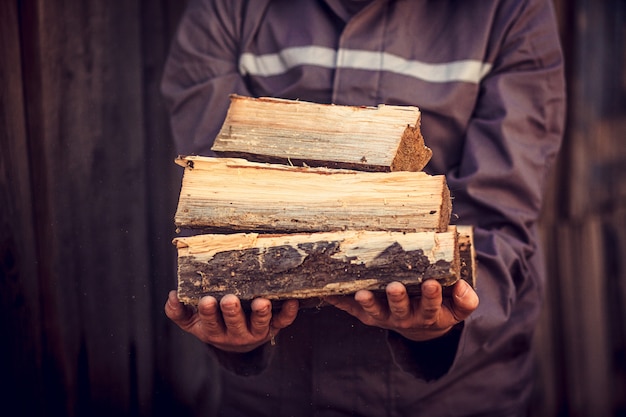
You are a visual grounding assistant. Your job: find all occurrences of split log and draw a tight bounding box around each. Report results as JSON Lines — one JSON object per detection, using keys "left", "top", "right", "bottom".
{"left": 174, "top": 156, "right": 451, "bottom": 233}
{"left": 210, "top": 95, "right": 432, "bottom": 172}
{"left": 174, "top": 227, "right": 460, "bottom": 304}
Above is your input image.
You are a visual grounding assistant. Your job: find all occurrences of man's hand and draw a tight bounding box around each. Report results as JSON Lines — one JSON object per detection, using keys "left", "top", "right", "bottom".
{"left": 164, "top": 291, "right": 299, "bottom": 352}
{"left": 325, "top": 279, "right": 478, "bottom": 341}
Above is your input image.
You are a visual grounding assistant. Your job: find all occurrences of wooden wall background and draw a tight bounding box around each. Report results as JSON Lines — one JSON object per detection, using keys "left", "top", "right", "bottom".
{"left": 533, "top": 1, "right": 626, "bottom": 416}
{"left": 1, "top": 1, "right": 624, "bottom": 416}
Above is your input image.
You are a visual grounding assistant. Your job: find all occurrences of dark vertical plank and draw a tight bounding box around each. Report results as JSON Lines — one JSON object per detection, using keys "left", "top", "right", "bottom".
{"left": 535, "top": 0, "right": 626, "bottom": 416}
{"left": 139, "top": 0, "right": 220, "bottom": 415}
{"left": 0, "top": 1, "right": 44, "bottom": 415}
{"left": 560, "top": 1, "right": 626, "bottom": 219}
{"left": 19, "top": 0, "right": 83, "bottom": 415}
{"left": 533, "top": 2, "right": 576, "bottom": 417}
{"left": 87, "top": 1, "right": 153, "bottom": 414}
{"left": 17, "top": 0, "right": 160, "bottom": 414}
{"left": 533, "top": 224, "right": 568, "bottom": 417}
{"left": 557, "top": 220, "right": 612, "bottom": 417}
{"left": 604, "top": 207, "right": 626, "bottom": 416}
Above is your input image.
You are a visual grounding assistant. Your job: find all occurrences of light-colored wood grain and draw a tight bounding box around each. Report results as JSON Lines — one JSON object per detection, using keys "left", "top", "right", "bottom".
{"left": 174, "top": 156, "right": 451, "bottom": 232}
{"left": 211, "top": 95, "right": 432, "bottom": 172}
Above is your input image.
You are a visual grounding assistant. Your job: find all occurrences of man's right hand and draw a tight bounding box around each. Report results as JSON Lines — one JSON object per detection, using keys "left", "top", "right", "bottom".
{"left": 165, "top": 291, "right": 299, "bottom": 352}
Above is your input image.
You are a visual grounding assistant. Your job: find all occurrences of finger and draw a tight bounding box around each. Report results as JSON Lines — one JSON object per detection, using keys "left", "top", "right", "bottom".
{"left": 385, "top": 282, "right": 411, "bottom": 320}
{"left": 354, "top": 289, "right": 388, "bottom": 321}
{"left": 197, "top": 295, "right": 220, "bottom": 319}
{"left": 249, "top": 298, "right": 272, "bottom": 337}
{"left": 271, "top": 299, "right": 299, "bottom": 329}
{"left": 419, "top": 280, "right": 443, "bottom": 324}
{"left": 324, "top": 295, "right": 361, "bottom": 316}
{"left": 449, "top": 280, "right": 480, "bottom": 321}
{"left": 220, "top": 294, "right": 249, "bottom": 337}
{"left": 164, "top": 290, "right": 194, "bottom": 324}
{"left": 197, "top": 295, "right": 225, "bottom": 335}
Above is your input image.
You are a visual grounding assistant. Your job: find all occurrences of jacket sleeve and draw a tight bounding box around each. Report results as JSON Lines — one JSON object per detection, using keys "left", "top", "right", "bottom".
{"left": 387, "top": 0, "right": 566, "bottom": 380}
{"left": 161, "top": 0, "right": 251, "bottom": 156}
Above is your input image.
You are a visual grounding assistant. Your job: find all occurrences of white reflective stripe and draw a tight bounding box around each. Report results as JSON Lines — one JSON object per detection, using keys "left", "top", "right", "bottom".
{"left": 239, "top": 46, "right": 337, "bottom": 77}
{"left": 341, "top": 49, "right": 492, "bottom": 83}
{"left": 239, "top": 46, "right": 492, "bottom": 84}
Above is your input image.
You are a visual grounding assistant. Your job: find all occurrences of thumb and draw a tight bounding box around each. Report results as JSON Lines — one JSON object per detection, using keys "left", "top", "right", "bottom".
{"left": 451, "top": 280, "right": 479, "bottom": 319}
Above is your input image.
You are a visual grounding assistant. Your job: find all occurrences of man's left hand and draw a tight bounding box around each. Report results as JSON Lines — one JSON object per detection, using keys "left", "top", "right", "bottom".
{"left": 325, "top": 279, "right": 479, "bottom": 341}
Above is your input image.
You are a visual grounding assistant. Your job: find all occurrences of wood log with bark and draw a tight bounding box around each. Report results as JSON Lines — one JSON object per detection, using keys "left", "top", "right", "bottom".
{"left": 210, "top": 95, "right": 432, "bottom": 172}
{"left": 173, "top": 227, "right": 461, "bottom": 304}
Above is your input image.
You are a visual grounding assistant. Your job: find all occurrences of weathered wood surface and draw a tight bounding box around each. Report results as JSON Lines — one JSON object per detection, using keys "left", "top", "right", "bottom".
{"left": 174, "top": 156, "right": 451, "bottom": 233}
{"left": 6, "top": 1, "right": 192, "bottom": 416}
{"left": 211, "top": 95, "right": 432, "bottom": 172}
{"left": 1, "top": 1, "right": 45, "bottom": 413}
{"left": 174, "top": 227, "right": 460, "bottom": 304}
{"left": 456, "top": 225, "right": 476, "bottom": 289}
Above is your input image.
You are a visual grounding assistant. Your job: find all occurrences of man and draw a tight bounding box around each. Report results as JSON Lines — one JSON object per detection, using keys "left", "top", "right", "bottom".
{"left": 161, "top": 0, "right": 566, "bottom": 415}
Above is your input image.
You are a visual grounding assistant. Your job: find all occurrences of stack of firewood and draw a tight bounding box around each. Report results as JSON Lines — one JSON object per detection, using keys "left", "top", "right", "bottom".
{"left": 173, "top": 95, "right": 475, "bottom": 305}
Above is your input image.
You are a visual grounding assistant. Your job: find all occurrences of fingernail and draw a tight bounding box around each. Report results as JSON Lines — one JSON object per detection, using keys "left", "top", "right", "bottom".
{"left": 221, "top": 301, "right": 236, "bottom": 313}
{"left": 386, "top": 282, "right": 405, "bottom": 297}
{"left": 423, "top": 281, "right": 437, "bottom": 296}
{"left": 456, "top": 282, "right": 469, "bottom": 299}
